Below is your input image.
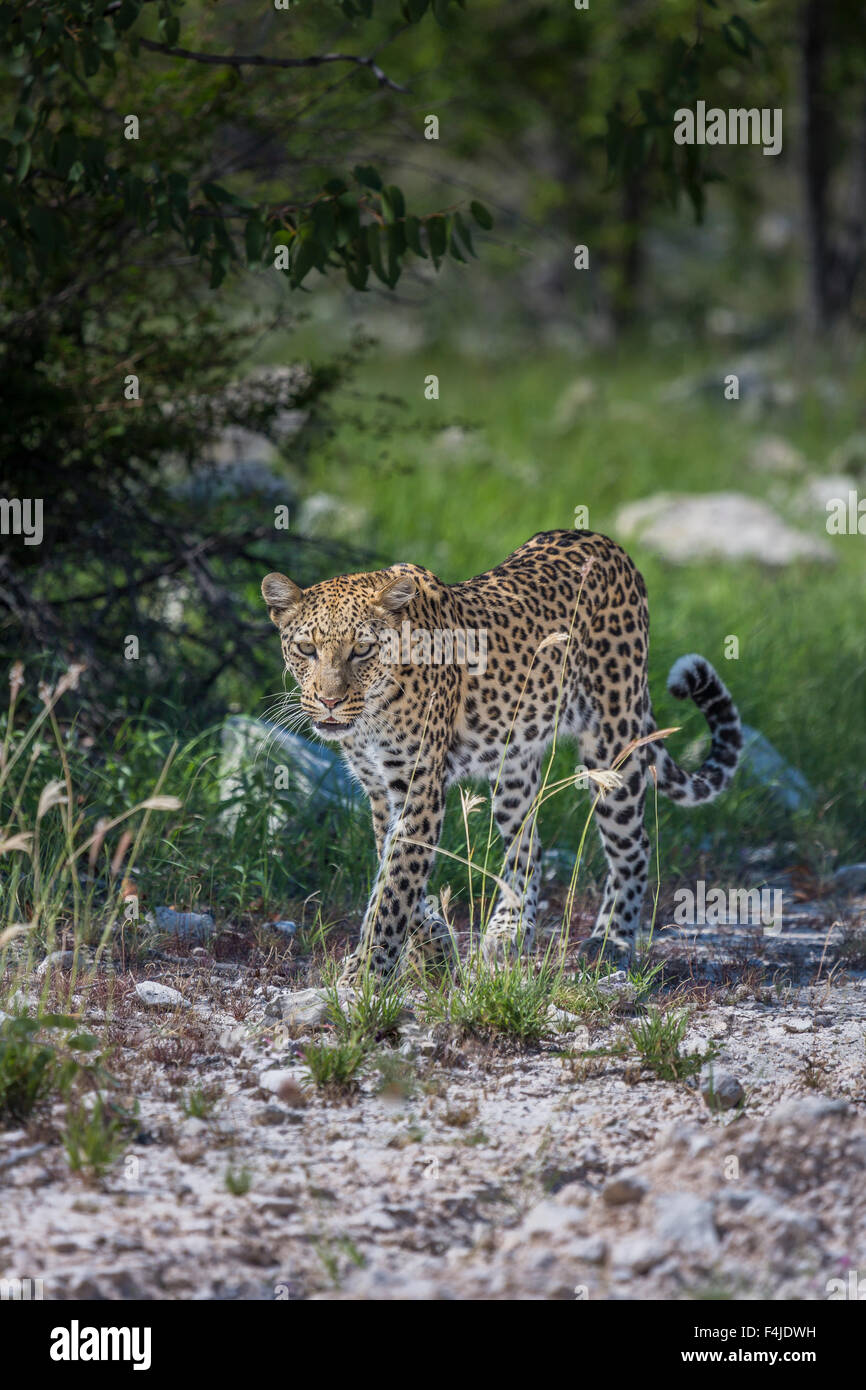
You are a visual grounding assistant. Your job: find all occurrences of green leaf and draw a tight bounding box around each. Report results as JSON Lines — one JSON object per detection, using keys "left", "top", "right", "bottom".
{"left": 469, "top": 200, "right": 493, "bottom": 230}
{"left": 366, "top": 223, "right": 390, "bottom": 284}
{"left": 404, "top": 215, "right": 427, "bottom": 258}
{"left": 158, "top": 16, "right": 180, "bottom": 46}
{"left": 385, "top": 222, "right": 403, "bottom": 280}
{"left": 13, "top": 105, "right": 36, "bottom": 137}
{"left": 312, "top": 200, "right": 337, "bottom": 248}
{"left": 244, "top": 216, "right": 267, "bottom": 263}
{"left": 721, "top": 20, "right": 749, "bottom": 57}
{"left": 15, "top": 142, "right": 31, "bottom": 183}
{"left": 113, "top": 1, "right": 142, "bottom": 32}
{"left": 203, "top": 182, "right": 242, "bottom": 206}
{"left": 81, "top": 41, "right": 102, "bottom": 77}
{"left": 353, "top": 164, "right": 383, "bottom": 191}
{"left": 344, "top": 255, "right": 369, "bottom": 291}
{"left": 382, "top": 185, "right": 405, "bottom": 222}
{"left": 292, "top": 227, "right": 318, "bottom": 285}
{"left": 426, "top": 214, "right": 447, "bottom": 264}
{"left": 453, "top": 211, "right": 476, "bottom": 257}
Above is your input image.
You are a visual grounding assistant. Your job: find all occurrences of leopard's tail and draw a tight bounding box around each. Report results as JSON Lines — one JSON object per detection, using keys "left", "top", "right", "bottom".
{"left": 647, "top": 654, "right": 742, "bottom": 806}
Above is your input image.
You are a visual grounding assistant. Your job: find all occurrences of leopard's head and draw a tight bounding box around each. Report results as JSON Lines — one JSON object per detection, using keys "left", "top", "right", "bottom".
{"left": 261, "top": 568, "right": 415, "bottom": 741}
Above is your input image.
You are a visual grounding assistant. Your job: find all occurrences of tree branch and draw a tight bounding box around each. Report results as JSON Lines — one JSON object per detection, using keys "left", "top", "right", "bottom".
{"left": 137, "top": 38, "right": 408, "bottom": 92}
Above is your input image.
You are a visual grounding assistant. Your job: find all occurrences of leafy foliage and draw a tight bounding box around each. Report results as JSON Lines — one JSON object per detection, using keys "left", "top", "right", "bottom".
{"left": 0, "top": 0, "right": 488, "bottom": 289}
{"left": 0, "top": 1012, "right": 107, "bottom": 1122}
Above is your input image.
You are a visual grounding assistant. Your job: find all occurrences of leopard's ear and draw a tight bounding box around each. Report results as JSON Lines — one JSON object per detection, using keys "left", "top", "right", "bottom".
{"left": 261, "top": 573, "right": 302, "bottom": 626}
{"left": 371, "top": 571, "right": 416, "bottom": 616}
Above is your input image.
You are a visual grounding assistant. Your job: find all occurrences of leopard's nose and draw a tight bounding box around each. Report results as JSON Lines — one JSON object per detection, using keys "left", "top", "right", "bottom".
{"left": 318, "top": 695, "right": 344, "bottom": 710}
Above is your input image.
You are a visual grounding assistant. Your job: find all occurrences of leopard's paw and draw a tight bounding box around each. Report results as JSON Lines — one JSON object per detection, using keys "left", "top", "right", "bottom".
{"left": 407, "top": 902, "right": 459, "bottom": 974}
{"left": 574, "top": 932, "right": 633, "bottom": 969}
{"left": 338, "top": 947, "right": 390, "bottom": 988}
{"left": 480, "top": 911, "right": 535, "bottom": 967}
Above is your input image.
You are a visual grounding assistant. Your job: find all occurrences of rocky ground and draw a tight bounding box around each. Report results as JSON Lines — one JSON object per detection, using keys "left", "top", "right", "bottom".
{"left": 2, "top": 880, "right": 865, "bottom": 1302}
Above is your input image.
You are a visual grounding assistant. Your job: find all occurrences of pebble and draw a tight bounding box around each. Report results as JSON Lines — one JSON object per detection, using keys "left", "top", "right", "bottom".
{"left": 699, "top": 1065, "right": 745, "bottom": 1112}
{"left": 602, "top": 1171, "right": 648, "bottom": 1206}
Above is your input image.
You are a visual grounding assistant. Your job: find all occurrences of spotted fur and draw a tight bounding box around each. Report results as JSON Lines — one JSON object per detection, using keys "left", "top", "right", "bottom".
{"left": 262, "top": 530, "right": 742, "bottom": 976}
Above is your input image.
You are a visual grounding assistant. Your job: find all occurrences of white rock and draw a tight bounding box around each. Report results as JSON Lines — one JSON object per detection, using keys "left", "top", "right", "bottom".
{"left": 615, "top": 491, "right": 834, "bottom": 566}
{"left": 146, "top": 907, "right": 215, "bottom": 942}
{"left": 258, "top": 1068, "right": 298, "bottom": 1095}
{"left": 35, "top": 950, "right": 77, "bottom": 976}
{"left": 567, "top": 1234, "right": 607, "bottom": 1265}
{"left": 546, "top": 1005, "right": 583, "bottom": 1031}
{"left": 653, "top": 1193, "right": 719, "bottom": 1259}
{"left": 596, "top": 971, "right": 637, "bottom": 1003}
{"left": 749, "top": 436, "right": 806, "bottom": 475}
{"left": 611, "top": 1233, "right": 666, "bottom": 1274}
{"left": 832, "top": 863, "right": 866, "bottom": 896}
{"left": 739, "top": 724, "right": 814, "bottom": 811}
{"left": 502, "top": 1201, "right": 586, "bottom": 1252}
{"left": 135, "top": 981, "right": 186, "bottom": 1009}
{"left": 783, "top": 1016, "right": 813, "bottom": 1034}
{"left": 793, "top": 473, "right": 853, "bottom": 517}
{"left": 219, "top": 716, "right": 362, "bottom": 832}
{"left": 264, "top": 988, "right": 334, "bottom": 1029}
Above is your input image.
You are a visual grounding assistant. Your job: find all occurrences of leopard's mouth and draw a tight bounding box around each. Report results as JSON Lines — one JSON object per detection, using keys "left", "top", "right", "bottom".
{"left": 312, "top": 716, "right": 356, "bottom": 738}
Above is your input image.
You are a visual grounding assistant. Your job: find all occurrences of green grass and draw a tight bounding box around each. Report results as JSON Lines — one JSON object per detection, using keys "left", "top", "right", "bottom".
{"left": 302, "top": 1038, "right": 367, "bottom": 1090}
{"left": 323, "top": 973, "right": 407, "bottom": 1044}
{"left": 62, "top": 1095, "right": 129, "bottom": 1179}
{"left": 627, "top": 1007, "right": 716, "bottom": 1082}
{"left": 554, "top": 959, "right": 661, "bottom": 1024}
{"left": 224, "top": 1164, "right": 253, "bottom": 1195}
{"left": 182, "top": 1084, "right": 218, "bottom": 1119}
{"left": 421, "top": 954, "right": 561, "bottom": 1042}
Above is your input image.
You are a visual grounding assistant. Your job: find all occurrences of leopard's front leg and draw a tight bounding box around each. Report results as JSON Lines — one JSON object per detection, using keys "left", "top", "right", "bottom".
{"left": 341, "top": 767, "right": 446, "bottom": 981}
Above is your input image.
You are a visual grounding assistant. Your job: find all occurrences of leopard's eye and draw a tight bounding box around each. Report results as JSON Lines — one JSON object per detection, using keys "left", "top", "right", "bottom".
{"left": 351, "top": 641, "right": 376, "bottom": 660}
{"left": 294, "top": 640, "right": 316, "bottom": 658}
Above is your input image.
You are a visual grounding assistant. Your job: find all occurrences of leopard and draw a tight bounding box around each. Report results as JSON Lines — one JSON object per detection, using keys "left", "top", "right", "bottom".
{"left": 261, "top": 529, "right": 742, "bottom": 980}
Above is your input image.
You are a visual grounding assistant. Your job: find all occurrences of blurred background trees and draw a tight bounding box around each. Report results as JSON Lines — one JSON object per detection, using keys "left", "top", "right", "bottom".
{"left": 1, "top": 0, "right": 863, "bottom": 716}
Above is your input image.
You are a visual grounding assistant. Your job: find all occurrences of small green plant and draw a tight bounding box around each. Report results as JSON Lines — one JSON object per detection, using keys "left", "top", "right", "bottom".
{"left": 303, "top": 1038, "right": 367, "bottom": 1091}
{"left": 628, "top": 1006, "right": 715, "bottom": 1081}
{"left": 182, "top": 1084, "right": 218, "bottom": 1119}
{"left": 554, "top": 964, "right": 622, "bottom": 1025}
{"left": 422, "top": 955, "right": 558, "bottom": 1043}
{"left": 324, "top": 972, "right": 407, "bottom": 1044}
{"left": 224, "top": 1164, "right": 252, "bottom": 1195}
{"left": 313, "top": 1234, "right": 366, "bottom": 1288}
{"left": 62, "top": 1095, "right": 129, "bottom": 1179}
{"left": 0, "top": 1015, "right": 59, "bottom": 1122}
